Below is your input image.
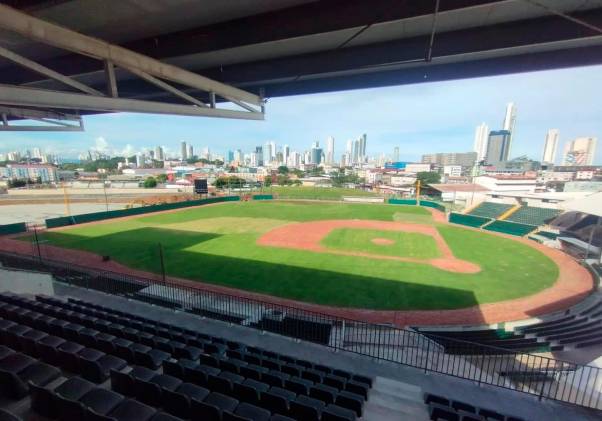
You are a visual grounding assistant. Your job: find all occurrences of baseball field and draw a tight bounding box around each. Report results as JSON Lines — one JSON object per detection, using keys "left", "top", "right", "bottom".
{"left": 31, "top": 201, "right": 558, "bottom": 310}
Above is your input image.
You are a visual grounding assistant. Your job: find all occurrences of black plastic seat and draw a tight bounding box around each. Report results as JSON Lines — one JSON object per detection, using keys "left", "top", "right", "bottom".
{"left": 162, "top": 382, "right": 210, "bottom": 419}
{"left": 322, "top": 403, "right": 357, "bottom": 421}
{"left": 301, "top": 369, "right": 323, "bottom": 383}
{"left": 344, "top": 380, "right": 368, "bottom": 399}
{"left": 205, "top": 391, "right": 239, "bottom": 412}
{"left": 188, "top": 364, "right": 220, "bottom": 386}
{"left": 80, "top": 352, "right": 127, "bottom": 383}
{"left": 208, "top": 373, "right": 235, "bottom": 394}
{"left": 261, "top": 391, "right": 290, "bottom": 414}
{"left": 63, "top": 323, "right": 85, "bottom": 341}
{"left": 2, "top": 324, "right": 31, "bottom": 349}
{"left": 270, "top": 415, "right": 295, "bottom": 421}
{"left": 57, "top": 341, "right": 85, "bottom": 372}
{"left": 30, "top": 382, "right": 58, "bottom": 418}
{"left": 310, "top": 384, "right": 338, "bottom": 405}
{"left": 0, "top": 352, "right": 36, "bottom": 374}
{"left": 135, "top": 347, "right": 170, "bottom": 369}
{"left": 285, "top": 376, "right": 313, "bottom": 395}
{"left": 429, "top": 403, "right": 459, "bottom": 421}
{"left": 0, "top": 408, "right": 21, "bottom": 421}
{"left": 19, "top": 329, "right": 48, "bottom": 357}
{"left": 136, "top": 374, "right": 182, "bottom": 407}
{"left": 291, "top": 397, "right": 322, "bottom": 421}
{"left": 190, "top": 399, "right": 221, "bottom": 421}
{"left": 150, "top": 412, "right": 182, "bottom": 421}
{"left": 95, "top": 333, "right": 118, "bottom": 354}
{"left": 0, "top": 345, "right": 14, "bottom": 361}
{"left": 8, "top": 361, "right": 60, "bottom": 399}
{"left": 177, "top": 345, "right": 203, "bottom": 360}
{"left": 235, "top": 402, "right": 271, "bottom": 421}
{"left": 324, "top": 374, "right": 347, "bottom": 390}
{"left": 425, "top": 393, "right": 450, "bottom": 407}
{"left": 89, "top": 398, "right": 157, "bottom": 421}
{"left": 336, "top": 390, "right": 364, "bottom": 416}
{"left": 263, "top": 370, "right": 289, "bottom": 388}
{"left": 80, "top": 388, "right": 125, "bottom": 418}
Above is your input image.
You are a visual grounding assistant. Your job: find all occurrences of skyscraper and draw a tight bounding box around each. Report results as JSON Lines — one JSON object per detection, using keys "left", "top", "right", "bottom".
{"left": 393, "top": 147, "right": 400, "bottom": 162}
{"left": 311, "top": 146, "right": 323, "bottom": 165}
{"left": 502, "top": 102, "right": 517, "bottom": 150}
{"left": 326, "top": 136, "right": 335, "bottom": 164}
{"left": 562, "top": 137, "right": 597, "bottom": 166}
{"left": 154, "top": 146, "right": 164, "bottom": 161}
{"left": 359, "top": 134, "right": 367, "bottom": 163}
{"left": 263, "top": 142, "right": 273, "bottom": 165}
{"left": 180, "top": 141, "right": 187, "bottom": 160}
{"left": 473, "top": 122, "right": 489, "bottom": 162}
{"left": 283, "top": 145, "right": 290, "bottom": 165}
{"left": 187, "top": 144, "right": 194, "bottom": 160}
{"left": 353, "top": 139, "right": 360, "bottom": 164}
{"left": 486, "top": 130, "right": 511, "bottom": 167}
{"left": 542, "top": 129, "right": 559, "bottom": 165}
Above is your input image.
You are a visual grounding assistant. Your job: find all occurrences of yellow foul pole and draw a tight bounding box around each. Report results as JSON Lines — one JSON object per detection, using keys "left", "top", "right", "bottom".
{"left": 62, "top": 182, "right": 71, "bottom": 216}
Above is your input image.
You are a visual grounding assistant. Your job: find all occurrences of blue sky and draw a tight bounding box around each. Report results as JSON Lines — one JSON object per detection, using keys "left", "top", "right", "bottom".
{"left": 1, "top": 64, "right": 601, "bottom": 164}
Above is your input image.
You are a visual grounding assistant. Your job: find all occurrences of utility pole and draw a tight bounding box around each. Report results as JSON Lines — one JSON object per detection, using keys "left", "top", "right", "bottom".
{"left": 103, "top": 181, "right": 109, "bottom": 212}
{"left": 158, "top": 243, "right": 166, "bottom": 285}
{"left": 33, "top": 226, "right": 42, "bottom": 262}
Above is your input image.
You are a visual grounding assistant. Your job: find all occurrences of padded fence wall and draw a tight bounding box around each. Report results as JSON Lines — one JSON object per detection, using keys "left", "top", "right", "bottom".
{"left": 45, "top": 196, "right": 240, "bottom": 229}
{"left": 419, "top": 200, "right": 446, "bottom": 212}
{"left": 252, "top": 194, "right": 273, "bottom": 200}
{"left": 0, "top": 222, "right": 27, "bottom": 236}
{"left": 388, "top": 199, "right": 417, "bottom": 205}
{"left": 483, "top": 220, "right": 537, "bottom": 236}
{"left": 449, "top": 212, "right": 490, "bottom": 228}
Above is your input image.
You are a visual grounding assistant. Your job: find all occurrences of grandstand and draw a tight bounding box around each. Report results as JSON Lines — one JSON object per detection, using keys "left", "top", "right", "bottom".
{"left": 467, "top": 202, "right": 513, "bottom": 219}
{"left": 505, "top": 206, "right": 562, "bottom": 226}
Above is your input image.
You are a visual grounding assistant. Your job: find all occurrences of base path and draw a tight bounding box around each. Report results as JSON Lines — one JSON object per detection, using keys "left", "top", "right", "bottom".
{"left": 257, "top": 219, "right": 480, "bottom": 273}
{"left": 0, "top": 205, "right": 593, "bottom": 327}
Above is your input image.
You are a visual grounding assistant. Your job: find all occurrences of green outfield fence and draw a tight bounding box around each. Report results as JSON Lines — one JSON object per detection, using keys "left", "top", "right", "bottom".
{"left": 0, "top": 222, "right": 27, "bottom": 236}
{"left": 484, "top": 220, "right": 537, "bottom": 237}
{"left": 387, "top": 198, "right": 446, "bottom": 212}
{"left": 252, "top": 194, "right": 273, "bottom": 200}
{"left": 45, "top": 196, "right": 240, "bottom": 229}
{"left": 449, "top": 212, "right": 491, "bottom": 228}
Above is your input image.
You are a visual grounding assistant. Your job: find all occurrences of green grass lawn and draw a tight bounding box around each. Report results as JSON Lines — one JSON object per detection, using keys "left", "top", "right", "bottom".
{"left": 321, "top": 228, "right": 441, "bottom": 259}
{"left": 268, "top": 186, "right": 379, "bottom": 200}
{"left": 31, "top": 201, "right": 558, "bottom": 310}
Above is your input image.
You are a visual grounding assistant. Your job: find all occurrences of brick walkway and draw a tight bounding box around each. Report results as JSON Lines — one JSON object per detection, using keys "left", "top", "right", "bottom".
{"left": 0, "top": 205, "right": 593, "bottom": 327}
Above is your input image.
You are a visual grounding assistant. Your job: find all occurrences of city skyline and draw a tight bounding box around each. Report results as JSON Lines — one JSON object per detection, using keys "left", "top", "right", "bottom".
{"left": 1, "top": 64, "right": 601, "bottom": 165}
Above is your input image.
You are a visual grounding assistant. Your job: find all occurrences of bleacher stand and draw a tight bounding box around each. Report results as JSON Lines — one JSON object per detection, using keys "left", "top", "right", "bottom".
{"left": 505, "top": 206, "right": 561, "bottom": 226}
{"left": 468, "top": 202, "right": 513, "bottom": 219}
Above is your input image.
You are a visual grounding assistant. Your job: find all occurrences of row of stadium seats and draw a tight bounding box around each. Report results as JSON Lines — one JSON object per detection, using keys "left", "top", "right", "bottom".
{"left": 416, "top": 329, "right": 550, "bottom": 354}
{"left": 424, "top": 393, "right": 525, "bottom": 421}
{"left": 467, "top": 202, "right": 513, "bottom": 219}
{"left": 516, "top": 298, "right": 602, "bottom": 349}
{"left": 505, "top": 206, "right": 561, "bottom": 226}
{"left": 0, "top": 291, "right": 372, "bottom": 420}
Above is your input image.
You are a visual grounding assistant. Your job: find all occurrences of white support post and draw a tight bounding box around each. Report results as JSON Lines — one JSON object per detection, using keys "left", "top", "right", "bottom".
{"left": 104, "top": 60, "right": 118, "bottom": 98}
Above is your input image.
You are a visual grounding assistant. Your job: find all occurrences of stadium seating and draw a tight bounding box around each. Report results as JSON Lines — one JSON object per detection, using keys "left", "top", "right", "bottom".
{"left": 505, "top": 206, "right": 561, "bottom": 226}
{"left": 424, "top": 393, "right": 525, "bottom": 421}
{"left": 516, "top": 298, "right": 602, "bottom": 350}
{"left": 483, "top": 220, "right": 536, "bottom": 236}
{"left": 417, "top": 328, "right": 550, "bottom": 354}
{"left": 0, "top": 291, "right": 374, "bottom": 420}
{"left": 448, "top": 212, "right": 490, "bottom": 228}
{"left": 467, "top": 202, "right": 513, "bottom": 219}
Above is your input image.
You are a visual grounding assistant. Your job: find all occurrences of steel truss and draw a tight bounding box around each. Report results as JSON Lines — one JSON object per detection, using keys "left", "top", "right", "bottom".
{"left": 0, "top": 4, "right": 264, "bottom": 131}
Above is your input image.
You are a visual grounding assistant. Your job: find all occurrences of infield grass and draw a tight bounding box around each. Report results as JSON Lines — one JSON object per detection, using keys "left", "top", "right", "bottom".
{"left": 30, "top": 201, "right": 558, "bottom": 310}
{"left": 321, "top": 228, "right": 441, "bottom": 259}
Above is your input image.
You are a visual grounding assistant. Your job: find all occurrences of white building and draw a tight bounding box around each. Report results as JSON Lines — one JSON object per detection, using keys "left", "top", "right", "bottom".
{"left": 562, "top": 137, "right": 597, "bottom": 166}
{"left": 474, "top": 175, "right": 536, "bottom": 193}
{"left": 473, "top": 122, "right": 489, "bottom": 162}
{"left": 542, "top": 129, "right": 559, "bottom": 165}
{"left": 443, "top": 165, "right": 462, "bottom": 177}
{"left": 326, "top": 136, "right": 335, "bottom": 164}
{"left": 405, "top": 163, "right": 432, "bottom": 173}
{"left": 502, "top": 102, "right": 517, "bottom": 147}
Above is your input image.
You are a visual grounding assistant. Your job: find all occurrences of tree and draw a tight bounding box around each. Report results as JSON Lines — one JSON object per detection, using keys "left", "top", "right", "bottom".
{"left": 143, "top": 177, "right": 157, "bottom": 188}
{"left": 277, "top": 166, "right": 289, "bottom": 175}
{"left": 276, "top": 174, "right": 292, "bottom": 185}
{"left": 292, "top": 169, "right": 305, "bottom": 178}
{"left": 264, "top": 177, "right": 272, "bottom": 187}
{"left": 156, "top": 173, "right": 168, "bottom": 183}
{"left": 416, "top": 171, "right": 441, "bottom": 185}
{"left": 214, "top": 176, "right": 245, "bottom": 188}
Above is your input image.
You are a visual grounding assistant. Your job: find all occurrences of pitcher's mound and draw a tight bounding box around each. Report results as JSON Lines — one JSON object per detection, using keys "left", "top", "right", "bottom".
{"left": 371, "top": 238, "right": 394, "bottom": 246}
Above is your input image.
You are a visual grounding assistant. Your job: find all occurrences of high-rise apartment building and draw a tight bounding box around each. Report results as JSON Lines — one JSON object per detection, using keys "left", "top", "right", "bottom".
{"left": 358, "top": 134, "right": 367, "bottom": 163}
{"left": 154, "top": 146, "right": 164, "bottom": 161}
{"left": 473, "top": 122, "right": 489, "bottom": 162}
{"left": 187, "top": 144, "right": 194, "bottom": 160}
{"left": 542, "top": 129, "right": 559, "bottom": 165}
{"left": 421, "top": 152, "right": 478, "bottom": 167}
{"left": 180, "top": 141, "right": 187, "bottom": 160}
{"left": 283, "top": 145, "right": 290, "bottom": 165}
{"left": 562, "top": 137, "right": 597, "bottom": 166}
{"left": 311, "top": 145, "right": 323, "bottom": 165}
{"left": 486, "top": 130, "right": 512, "bottom": 167}
{"left": 393, "top": 147, "right": 400, "bottom": 162}
{"left": 502, "top": 102, "right": 517, "bottom": 155}
{"left": 326, "top": 136, "right": 335, "bottom": 164}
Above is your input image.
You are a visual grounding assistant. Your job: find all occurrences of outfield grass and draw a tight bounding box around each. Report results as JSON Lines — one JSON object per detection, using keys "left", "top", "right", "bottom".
{"left": 268, "top": 186, "right": 379, "bottom": 200}
{"left": 321, "top": 228, "right": 441, "bottom": 259}
{"left": 32, "top": 201, "right": 558, "bottom": 310}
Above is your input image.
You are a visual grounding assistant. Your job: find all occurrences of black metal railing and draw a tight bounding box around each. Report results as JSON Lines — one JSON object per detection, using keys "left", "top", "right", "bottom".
{"left": 0, "top": 250, "right": 601, "bottom": 410}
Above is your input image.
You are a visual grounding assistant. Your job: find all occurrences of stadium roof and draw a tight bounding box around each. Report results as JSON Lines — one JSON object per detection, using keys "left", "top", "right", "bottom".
{"left": 0, "top": 0, "right": 602, "bottom": 126}
{"left": 561, "top": 191, "right": 602, "bottom": 217}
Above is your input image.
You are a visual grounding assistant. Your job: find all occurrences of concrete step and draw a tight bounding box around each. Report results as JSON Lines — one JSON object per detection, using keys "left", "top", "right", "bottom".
{"left": 363, "top": 376, "right": 430, "bottom": 421}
